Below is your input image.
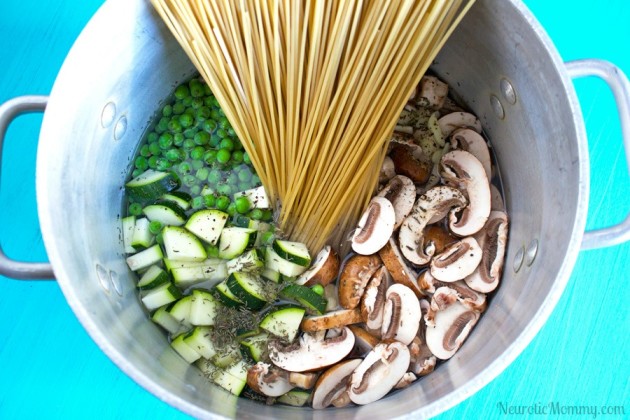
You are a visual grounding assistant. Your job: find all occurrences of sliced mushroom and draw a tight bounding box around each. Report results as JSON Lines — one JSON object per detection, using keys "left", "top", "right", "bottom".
{"left": 348, "top": 325, "right": 380, "bottom": 355}
{"left": 295, "top": 245, "right": 340, "bottom": 287}
{"left": 377, "top": 175, "right": 416, "bottom": 229}
{"left": 247, "top": 362, "right": 294, "bottom": 397}
{"left": 394, "top": 372, "right": 418, "bottom": 389}
{"left": 438, "top": 111, "right": 482, "bottom": 137}
{"left": 379, "top": 156, "right": 396, "bottom": 184}
{"left": 360, "top": 266, "right": 390, "bottom": 336}
{"left": 348, "top": 341, "right": 411, "bottom": 405}
{"left": 465, "top": 211, "right": 509, "bottom": 293}
{"left": 389, "top": 142, "right": 432, "bottom": 184}
{"left": 440, "top": 150, "right": 491, "bottom": 236}
{"left": 430, "top": 237, "right": 482, "bottom": 282}
{"left": 352, "top": 197, "right": 396, "bottom": 255}
{"left": 324, "top": 284, "right": 340, "bottom": 311}
{"left": 398, "top": 186, "right": 467, "bottom": 266}
{"left": 379, "top": 238, "right": 424, "bottom": 298}
{"left": 311, "top": 358, "right": 362, "bottom": 409}
{"left": 338, "top": 254, "right": 382, "bottom": 309}
{"left": 422, "top": 224, "right": 458, "bottom": 260}
{"left": 301, "top": 309, "right": 364, "bottom": 332}
{"left": 418, "top": 270, "right": 487, "bottom": 312}
{"left": 269, "top": 327, "right": 355, "bottom": 372}
{"left": 408, "top": 299, "right": 437, "bottom": 376}
{"left": 381, "top": 284, "right": 421, "bottom": 345}
{"left": 490, "top": 184, "right": 505, "bottom": 211}
{"left": 417, "top": 75, "right": 449, "bottom": 109}
{"left": 450, "top": 128, "right": 492, "bottom": 180}
{"left": 331, "top": 392, "right": 352, "bottom": 408}
{"left": 425, "top": 287, "right": 480, "bottom": 360}
{"left": 288, "top": 372, "right": 319, "bottom": 389}
{"left": 416, "top": 161, "right": 442, "bottom": 195}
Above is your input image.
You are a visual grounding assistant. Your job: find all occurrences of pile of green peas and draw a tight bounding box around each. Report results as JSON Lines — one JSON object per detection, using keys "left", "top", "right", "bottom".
{"left": 128, "top": 76, "right": 273, "bottom": 222}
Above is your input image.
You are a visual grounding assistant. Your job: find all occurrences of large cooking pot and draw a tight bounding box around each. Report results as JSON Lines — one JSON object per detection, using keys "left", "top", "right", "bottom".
{"left": 1, "top": 0, "right": 629, "bottom": 418}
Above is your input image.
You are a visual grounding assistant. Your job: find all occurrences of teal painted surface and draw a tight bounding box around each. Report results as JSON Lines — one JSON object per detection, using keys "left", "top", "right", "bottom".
{"left": 0, "top": 0, "right": 627, "bottom": 419}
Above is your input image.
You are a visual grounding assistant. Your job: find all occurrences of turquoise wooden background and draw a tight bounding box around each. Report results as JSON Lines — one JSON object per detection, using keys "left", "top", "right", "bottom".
{"left": 0, "top": 1, "right": 628, "bottom": 418}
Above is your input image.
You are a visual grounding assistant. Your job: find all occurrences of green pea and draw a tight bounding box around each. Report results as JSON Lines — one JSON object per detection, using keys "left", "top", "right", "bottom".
{"left": 196, "top": 107, "right": 211, "bottom": 122}
{"left": 262, "top": 209, "right": 273, "bottom": 222}
{"left": 182, "top": 96, "right": 193, "bottom": 107}
{"left": 203, "top": 150, "right": 217, "bottom": 164}
{"left": 149, "top": 220, "right": 163, "bottom": 235}
{"left": 178, "top": 161, "right": 192, "bottom": 175}
{"left": 155, "top": 231, "right": 164, "bottom": 245}
{"left": 209, "top": 133, "right": 221, "bottom": 148}
{"left": 219, "top": 138, "right": 235, "bottom": 151}
{"left": 238, "top": 182, "right": 250, "bottom": 192}
{"left": 183, "top": 174, "right": 197, "bottom": 187}
{"left": 179, "top": 113, "right": 194, "bottom": 128}
{"left": 260, "top": 231, "right": 275, "bottom": 245}
{"left": 243, "top": 152, "right": 251, "bottom": 164}
{"left": 203, "top": 83, "right": 212, "bottom": 96}
{"left": 183, "top": 139, "right": 196, "bottom": 150}
{"left": 191, "top": 159, "right": 204, "bottom": 170}
{"left": 131, "top": 168, "right": 143, "bottom": 178}
{"left": 204, "top": 194, "right": 216, "bottom": 208}
{"left": 173, "top": 133, "right": 184, "bottom": 147}
{"left": 196, "top": 167, "right": 210, "bottom": 181}
{"left": 147, "top": 132, "right": 158, "bottom": 143}
{"left": 172, "top": 102, "right": 186, "bottom": 115}
{"left": 216, "top": 149, "right": 231, "bottom": 164}
{"left": 191, "top": 196, "right": 204, "bottom": 209}
{"left": 216, "top": 195, "right": 230, "bottom": 210}
{"left": 162, "top": 104, "right": 173, "bottom": 117}
{"left": 174, "top": 85, "right": 190, "bottom": 100}
{"left": 311, "top": 284, "right": 325, "bottom": 296}
{"left": 148, "top": 156, "right": 158, "bottom": 169}
{"left": 216, "top": 128, "right": 228, "bottom": 139}
{"left": 189, "top": 81, "right": 205, "bottom": 98}
{"left": 190, "top": 185, "right": 201, "bottom": 196}
{"left": 203, "top": 119, "right": 217, "bottom": 133}
{"left": 156, "top": 158, "right": 173, "bottom": 171}
{"left": 135, "top": 156, "right": 149, "bottom": 171}
{"left": 190, "top": 146, "right": 205, "bottom": 161}
{"left": 231, "top": 150, "right": 244, "bottom": 163}
{"left": 227, "top": 127, "right": 237, "bottom": 137}
{"left": 217, "top": 184, "right": 232, "bottom": 196}
{"left": 235, "top": 196, "right": 251, "bottom": 214}
{"left": 209, "top": 96, "right": 220, "bottom": 108}
{"left": 227, "top": 173, "right": 239, "bottom": 186}
{"left": 210, "top": 109, "right": 221, "bottom": 120}
{"left": 226, "top": 202, "right": 237, "bottom": 216}
{"left": 148, "top": 142, "right": 161, "bottom": 155}
{"left": 129, "top": 202, "right": 143, "bottom": 216}
{"left": 249, "top": 208, "right": 264, "bottom": 220}
{"left": 207, "top": 169, "right": 222, "bottom": 184}
{"left": 194, "top": 131, "right": 210, "bottom": 146}
{"left": 206, "top": 245, "right": 220, "bottom": 258}
{"left": 168, "top": 119, "right": 182, "bottom": 133}
{"left": 251, "top": 174, "right": 261, "bottom": 186}
{"left": 158, "top": 133, "right": 174, "bottom": 150}
{"left": 237, "top": 169, "right": 251, "bottom": 182}
{"left": 218, "top": 116, "right": 230, "bottom": 129}
{"left": 184, "top": 128, "right": 197, "bottom": 139}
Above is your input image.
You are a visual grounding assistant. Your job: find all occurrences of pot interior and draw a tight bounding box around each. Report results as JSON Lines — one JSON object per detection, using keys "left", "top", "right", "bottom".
{"left": 36, "top": 0, "right": 586, "bottom": 418}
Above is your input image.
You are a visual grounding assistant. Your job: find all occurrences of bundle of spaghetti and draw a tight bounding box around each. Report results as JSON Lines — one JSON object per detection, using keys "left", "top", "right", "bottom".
{"left": 151, "top": 0, "right": 474, "bottom": 253}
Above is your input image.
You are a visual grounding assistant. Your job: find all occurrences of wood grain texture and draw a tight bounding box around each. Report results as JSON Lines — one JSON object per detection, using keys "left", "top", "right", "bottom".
{"left": 0, "top": 0, "right": 627, "bottom": 419}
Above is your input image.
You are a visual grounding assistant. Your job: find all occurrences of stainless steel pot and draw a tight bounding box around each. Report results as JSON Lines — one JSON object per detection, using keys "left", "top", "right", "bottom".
{"left": 1, "top": 0, "right": 629, "bottom": 418}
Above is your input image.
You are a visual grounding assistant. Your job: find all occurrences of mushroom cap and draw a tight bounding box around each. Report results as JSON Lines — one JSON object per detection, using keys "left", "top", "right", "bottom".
{"left": 440, "top": 150, "right": 491, "bottom": 236}
{"left": 381, "top": 283, "right": 421, "bottom": 345}
{"left": 246, "top": 362, "right": 294, "bottom": 397}
{"left": 377, "top": 175, "right": 417, "bottom": 229}
{"left": 450, "top": 128, "right": 492, "bottom": 180}
{"left": 311, "top": 358, "right": 362, "bottom": 409}
{"left": 379, "top": 156, "right": 396, "bottom": 184}
{"left": 425, "top": 288, "right": 480, "bottom": 360}
{"left": 378, "top": 238, "right": 424, "bottom": 298}
{"left": 352, "top": 197, "right": 396, "bottom": 255}
{"left": 269, "top": 327, "right": 356, "bottom": 372}
{"left": 300, "top": 308, "right": 364, "bottom": 332}
{"left": 295, "top": 245, "right": 340, "bottom": 287}
{"left": 398, "top": 186, "right": 467, "bottom": 266}
{"left": 389, "top": 142, "right": 432, "bottom": 184}
{"left": 348, "top": 341, "right": 411, "bottom": 405}
{"left": 417, "top": 75, "right": 449, "bottom": 109}
{"left": 437, "top": 111, "right": 482, "bottom": 137}
{"left": 465, "top": 210, "right": 509, "bottom": 293}
{"left": 338, "top": 254, "right": 382, "bottom": 309}
{"left": 360, "top": 266, "right": 390, "bottom": 335}
{"left": 430, "top": 237, "right": 482, "bottom": 282}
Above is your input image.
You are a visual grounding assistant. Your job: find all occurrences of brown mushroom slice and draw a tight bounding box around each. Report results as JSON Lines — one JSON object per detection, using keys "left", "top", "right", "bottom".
{"left": 399, "top": 186, "right": 468, "bottom": 266}
{"left": 465, "top": 210, "right": 509, "bottom": 293}
{"left": 311, "top": 358, "right": 362, "bottom": 409}
{"left": 425, "top": 288, "right": 480, "bottom": 360}
{"left": 394, "top": 372, "right": 418, "bottom": 389}
{"left": 288, "top": 372, "right": 319, "bottom": 390}
{"left": 295, "top": 245, "right": 340, "bottom": 287}
{"left": 360, "top": 266, "right": 390, "bottom": 336}
{"left": 490, "top": 184, "right": 505, "bottom": 211}
{"left": 408, "top": 299, "right": 437, "bottom": 376}
{"left": 437, "top": 111, "right": 482, "bottom": 137}
{"left": 389, "top": 142, "right": 432, "bottom": 184}
{"left": 377, "top": 175, "right": 416, "bottom": 229}
{"left": 417, "top": 75, "right": 449, "bottom": 109}
{"left": 430, "top": 237, "right": 482, "bottom": 282}
{"left": 348, "top": 341, "right": 411, "bottom": 405}
{"left": 450, "top": 128, "right": 492, "bottom": 180}
{"left": 379, "top": 238, "right": 424, "bottom": 298}
{"left": 300, "top": 308, "right": 364, "bottom": 332}
{"left": 338, "top": 254, "right": 381, "bottom": 310}
{"left": 324, "top": 284, "right": 339, "bottom": 311}
{"left": 381, "top": 284, "right": 421, "bottom": 345}
{"left": 421, "top": 272, "right": 487, "bottom": 312}
{"left": 247, "top": 362, "right": 294, "bottom": 397}
{"left": 379, "top": 156, "right": 396, "bottom": 184}
{"left": 352, "top": 197, "right": 396, "bottom": 255}
{"left": 440, "top": 150, "right": 491, "bottom": 236}
{"left": 269, "top": 327, "right": 355, "bottom": 372}
{"left": 348, "top": 325, "right": 380, "bottom": 355}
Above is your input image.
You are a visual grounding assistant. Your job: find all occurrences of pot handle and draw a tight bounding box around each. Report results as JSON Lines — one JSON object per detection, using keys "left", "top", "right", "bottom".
{"left": 0, "top": 95, "right": 55, "bottom": 280}
{"left": 565, "top": 59, "right": 630, "bottom": 250}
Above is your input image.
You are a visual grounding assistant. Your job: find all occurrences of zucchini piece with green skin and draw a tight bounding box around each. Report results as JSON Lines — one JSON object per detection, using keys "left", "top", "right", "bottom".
{"left": 261, "top": 268, "right": 281, "bottom": 283}
{"left": 277, "top": 390, "right": 312, "bottom": 407}
{"left": 183, "top": 326, "right": 218, "bottom": 359}
{"left": 141, "top": 281, "right": 182, "bottom": 311}
{"left": 171, "top": 333, "right": 202, "bottom": 363}
{"left": 272, "top": 239, "right": 312, "bottom": 267}
{"left": 162, "top": 226, "right": 207, "bottom": 261}
{"left": 189, "top": 289, "right": 221, "bottom": 326}
{"left": 131, "top": 217, "right": 155, "bottom": 250}
{"left": 171, "top": 259, "right": 227, "bottom": 289}
{"left": 185, "top": 209, "right": 229, "bottom": 245}
{"left": 280, "top": 284, "right": 328, "bottom": 315}
{"left": 213, "top": 360, "right": 249, "bottom": 396}
{"left": 161, "top": 191, "right": 191, "bottom": 210}
{"left": 226, "top": 272, "right": 268, "bottom": 310}
{"left": 213, "top": 281, "right": 244, "bottom": 308}
{"left": 265, "top": 246, "right": 308, "bottom": 277}
{"left": 259, "top": 305, "right": 305, "bottom": 342}
{"left": 239, "top": 332, "right": 269, "bottom": 362}
{"left": 167, "top": 295, "right": 195, "bottom": 325}
{"left": 126, "top": 169, "right": 180, "bottom": 202}
{"left": 122, "top": 215, "right": 136, "bottom": 253}
{"left": 127, "top": 244, "right": 164, "bottom": 272}
{"left": 163, "top": 257, "right": 223, "bottom": 272}
{"left": 137, "top": 265, "right": 170, "bottom": 291}
{"left": 151, "top": 305, "right": 184, "bottom": 335}
{"left": 226, "top": 249, "right": 265, "bottom": 275}
{"left": 142, "top": 201, "right": 187, "bottom": 227}
{"left": 212, "top": 343, "right": 242, "bottom": 368}
{"left": 218, "top": 227, "right": 257, "bottom": 259}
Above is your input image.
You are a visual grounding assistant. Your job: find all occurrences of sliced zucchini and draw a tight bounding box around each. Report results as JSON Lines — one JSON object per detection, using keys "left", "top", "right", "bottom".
{"left": 272, "top": 239, "right": 311, "bottom": 267}
{"left": 140, "top": 281, "right": 182, "bottom": 311}
{"left": 277, "top": 390, "right": 312, "bottom": 406}
{"left": 259, "top": 305, "right": 305, "bottom": 342}
{"left": 142, "top": 201, "right": 187, "bottom": 227}
{"left": 185, "top": 209, "right": 229, "bottom": 245}
{"left": 171, "top": 333, "right": 202, "bottom": 363}
{"left": 163, "top": 257, "right": 223, "bottom": 272}
{"left": 171, "top": 260, "right": 228, "bottom": 289}
{"left": 131, "top": 217, "right": 155, "bottom": 250}
{"left": 212, "top": 344, "right": 243, "bottom": 368}
{"left": 167, "top": 295, "right": 195, "bottom": 325}
{"left": 122, "top": 215, "right": 136, "bottom": 253}
{"left": 226, "top": 249, "right": 265, "bottom": 275}
{"left": 161, "top": 191, "right": 192, "bottom": 210}
{"left": 137, "top": 265, "right": 170, "bottom": 291}
{"left": 233, "top": 186, "right": 270, "bottom": 209}
{"left": 212, "top": 360, "right": 249, "bottom": 396}
{"left": 239, "top": 332, "right": 269, "bottom": 362}
{"left": 151, "top": 305, "right": 184, "bottom": 335}
{"left": 127, "top": 244, "right": 164, "bottom": 272}
{"left": 261, "top": 268, "right": 281, "bottom": 283}
{"left": 213, "top": 281, "right": 244, "bottom": 308}
{"left": 218, "top": 227, "right": 257, "bottom": 259}
{"left": 265, "top": 246, "right": 308, "bottom": 277}
{"left": 189, "top": 289, "right": 220, "bottom": 326}
{"left": 126, "top": 169, "right": 180, "bottom": 202}
{"left": 184, "top": 326, "right": 218, "bottom": 359}
{"left": 226, "top": 272, "right": 268, "bottom": 310}
{"left": 162, "top": 226, "right": 207, "bottom": 261}
{"left": 280, "top": 284, "right": 328, "bottom": 315}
